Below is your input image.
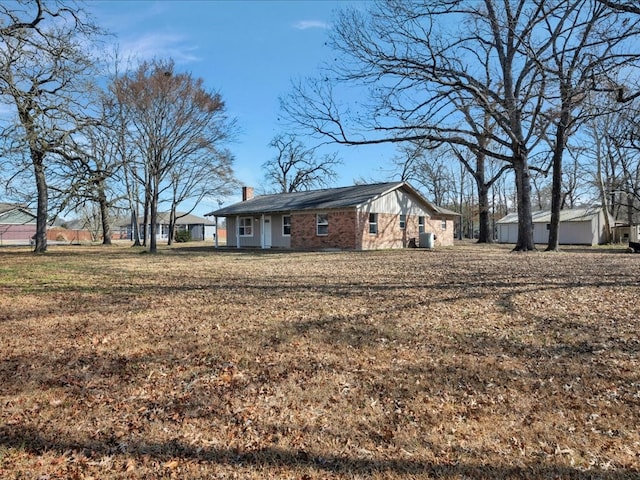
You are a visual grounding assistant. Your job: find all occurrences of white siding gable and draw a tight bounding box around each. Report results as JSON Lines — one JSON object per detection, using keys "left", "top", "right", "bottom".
{"left": 362, "top": 189, "right": 433, "bottom": 217}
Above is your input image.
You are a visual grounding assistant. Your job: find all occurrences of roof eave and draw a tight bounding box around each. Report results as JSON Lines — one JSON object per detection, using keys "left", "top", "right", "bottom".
{"left": 395, "top": 182, "right": 459, "bottom": 216}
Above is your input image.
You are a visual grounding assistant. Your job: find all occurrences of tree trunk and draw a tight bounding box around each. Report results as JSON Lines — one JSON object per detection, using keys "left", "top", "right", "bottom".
{"left": 513, "top": 155, "right": 536, "bottom": 251}
{"left": 123, "top": 163, "right": 142, "bottom": 246}
{"left": 471, "top": 148, "right": 492, "bottom": 243}
{"left": 477, "top": 182, "right": 493, "bottom": 243}
{"left": 142, "top": 187, "right": 150, "bottom": 247}
{"left": 167, "top": 207, "right": 176, "bottom": 246}
{"left": 149, "top": 203, "right": 157, "bottom": 253}
{"left": 458, "top": 163, "right": 464, "bottom": 240}
{"left": 130, "top": 209, "right": 141, "bottom": 246}
{"left": 32, "top": 150, "right": 48, "bottom": 254}
{"left": 601, "top": 193, "right": 612, "bottom": 244}
{"left": 546, "top": 109, "right": 569, "bottom": 252}
{"left": 546, "top": 155, "right": 562, "bottom": 251}
{"left": 98, "top": 183, "right": 112, "bottom": 245}
{"left": 131, "top": 184, "right": 142, "bottom": 247}
{"left": 596, "top": 147, "right": 612, "bottom": 244}
{"left": 149, "top": 174, "right": 159, "bottom": 253}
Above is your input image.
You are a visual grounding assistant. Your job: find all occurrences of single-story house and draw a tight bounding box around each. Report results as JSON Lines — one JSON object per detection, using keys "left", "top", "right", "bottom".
{"left": 496, "top": 207, "right": 612, "bottom": 246}
{"left": 205, "top": 182, "right": 459, "bottom": 250}
{"left": 123, "top": 212, "right": 217, "bottom": 241}
{"left": 611, "top": 223, "right": 640, "bottom": 245}
{"left": 0, "top": 203, "right": 37, "bottom": 245}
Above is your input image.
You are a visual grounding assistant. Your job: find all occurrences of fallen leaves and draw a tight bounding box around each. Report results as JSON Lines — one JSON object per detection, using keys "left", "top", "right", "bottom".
{"left": 0, "top": 243, "right": 638, "bottom": 478}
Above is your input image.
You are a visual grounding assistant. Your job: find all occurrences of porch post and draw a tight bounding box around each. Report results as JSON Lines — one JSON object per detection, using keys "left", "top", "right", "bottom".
{"left": 214, "top": 216, "right": 219, "bottom": 248}
{"left": 236, "top": 215, "right": 240, "bottom": 249}
{"left": 260, "top": 214, "right": 265, "bottom": 249}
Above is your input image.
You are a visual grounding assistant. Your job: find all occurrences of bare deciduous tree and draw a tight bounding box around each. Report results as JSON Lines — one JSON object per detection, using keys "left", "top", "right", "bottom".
{"left": 282, "top": 0, "right": 552, "bottom": 250}
{"left": 283, "top": 0, "right": 640, "bottom": 250}
{"left": 537, "top": 0, "right": 640, "bottom": 251}
{"left": 113, "top": 59, "right": 236, "bottom": 253}
{"left": 0, "top": 0, "right": 102, "bottom": 253}
{"left": 166, "top": 148, "right": 235, "bottom": 245}
{"left": 263, "top": 134, "right": 342, "bottom": 193}
{"left": 50, "top": 107, "right": 124, "bottom": 246}
{"left": 597, "top": 1, "right": 640, "bottom": 15}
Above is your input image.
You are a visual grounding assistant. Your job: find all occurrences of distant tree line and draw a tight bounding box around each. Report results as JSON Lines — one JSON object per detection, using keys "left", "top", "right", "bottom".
{"left": 0, "top": 1, "right": 236, "bottom": 253}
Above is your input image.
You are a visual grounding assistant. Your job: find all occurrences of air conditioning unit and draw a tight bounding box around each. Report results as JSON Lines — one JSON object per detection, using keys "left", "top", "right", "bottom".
{"left": 419, "top": 232, "right": 434, "bottom": 249}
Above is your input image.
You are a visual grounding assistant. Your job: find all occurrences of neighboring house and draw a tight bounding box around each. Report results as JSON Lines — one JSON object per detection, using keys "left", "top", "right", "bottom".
{"left": 612, "top": 223, "right": 640, "bottom": 244}
{"left": 125, "top": 212, "right": 217, "bottom": 241}
{"left": 496, "top": 207, "right": 612, "bottom": 246}
{"left": 0, "top": 203, "right": 37, "bottom": 245}
{"left": 205, "top": 182, "right": 458, "bottom": 250}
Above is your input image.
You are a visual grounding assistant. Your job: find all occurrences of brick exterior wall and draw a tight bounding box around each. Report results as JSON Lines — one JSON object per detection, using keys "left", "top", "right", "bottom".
{"left": 290, "top": 210, "right": 357, "bottom": 250}
{"left": 432, "top": 218, "right": 455, "bottom": 246}
{"left": 359, "top": 212, "right": 455, "bottom": 250}
{"left": 288, "top": 210, "right": 455, "bottom": 250}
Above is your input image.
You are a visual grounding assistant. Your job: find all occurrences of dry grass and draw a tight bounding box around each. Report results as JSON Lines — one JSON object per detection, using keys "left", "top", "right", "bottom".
{"left": 0, "top": 241, "right": 638, "bottom": 479}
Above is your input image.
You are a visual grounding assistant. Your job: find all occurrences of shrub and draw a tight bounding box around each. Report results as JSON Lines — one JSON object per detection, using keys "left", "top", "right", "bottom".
{"left": 174, "top": 230, "right": 191, "bottom": 242}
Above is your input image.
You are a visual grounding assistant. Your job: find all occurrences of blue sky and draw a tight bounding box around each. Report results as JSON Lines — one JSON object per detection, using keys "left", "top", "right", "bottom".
{"left": 92, "top": 0, "right": 398, "bottom": 215}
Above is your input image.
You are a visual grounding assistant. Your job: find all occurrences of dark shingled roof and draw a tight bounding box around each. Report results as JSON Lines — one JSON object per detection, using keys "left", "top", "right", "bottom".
{"left": 206, "top": 182, "right": 458, "bottom": 217}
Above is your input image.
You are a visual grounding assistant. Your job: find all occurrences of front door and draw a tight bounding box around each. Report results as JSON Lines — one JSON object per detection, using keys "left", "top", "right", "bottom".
{"left": 263, "top": 216, "right": 272, "bottom": 248}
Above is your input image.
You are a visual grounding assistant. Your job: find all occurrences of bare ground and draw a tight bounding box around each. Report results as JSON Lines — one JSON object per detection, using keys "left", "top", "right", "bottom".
{"left": 0, "top": 242, "right": 638, "bottom": 479}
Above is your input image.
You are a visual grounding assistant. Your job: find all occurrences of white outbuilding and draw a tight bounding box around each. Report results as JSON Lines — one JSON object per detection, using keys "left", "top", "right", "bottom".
{"left": 496, "top": 207, "right": 612, "bottom": 246}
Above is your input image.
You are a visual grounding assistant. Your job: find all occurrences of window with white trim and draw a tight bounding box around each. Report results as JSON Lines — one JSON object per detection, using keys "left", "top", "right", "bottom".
{"left": 418, "top": 216, "right": 425, "bottom": 233}
{"left": 282, "top": 215, "right": 291, "bottom": 236}
{"left": 441, "top": 219, "right": 447, "bottom": 230}
{"left": 369, "top": 213, "right": 378, "bottom": 234}
{"left": 399, "top": 214, "right": 406, "bottom": 230}
{"left": 239, "top": 217, "right": 253, "bottom": 236}
{"left": 317, "top": 213, "right": 328, "bottom": 236}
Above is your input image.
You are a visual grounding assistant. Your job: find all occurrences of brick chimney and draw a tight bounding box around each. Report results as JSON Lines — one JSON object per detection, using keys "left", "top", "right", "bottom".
{"left": 242, "top": 186, "right": 254, "bottom": 201}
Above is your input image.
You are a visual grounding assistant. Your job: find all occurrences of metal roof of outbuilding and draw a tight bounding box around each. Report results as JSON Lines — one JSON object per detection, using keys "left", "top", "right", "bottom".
{"left": 496, "top": 207, "right": 605, "bottom": 224}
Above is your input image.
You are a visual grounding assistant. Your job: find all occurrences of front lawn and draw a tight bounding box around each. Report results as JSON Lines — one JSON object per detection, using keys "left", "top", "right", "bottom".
{"left": 0, "top": 243, "right": 638, "bottom": 478}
